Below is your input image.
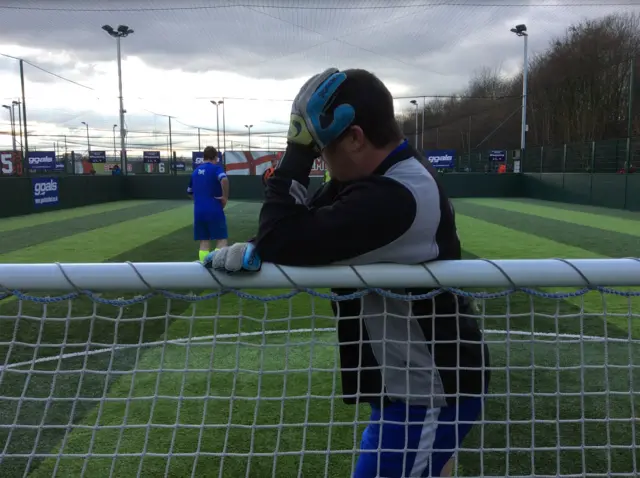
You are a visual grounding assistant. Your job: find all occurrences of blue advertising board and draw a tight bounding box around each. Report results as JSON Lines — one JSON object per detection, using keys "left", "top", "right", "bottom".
{"left": 89, "top": 151, "right": 106, "bottom": 163}
{"left": 192, "top": 151, "right": 204, "bottom": 168}
{"left": 172, "top": 161, "right": 186, "bottom": 171}
{"left": 143, "top": 151, "right": 161, "bottom": 164}
{"left": 28, "top": 151, "right": 56, "bottom": 170}
{"left": 489, "top": 150, "right": 507, "bottom": 162}
{"left": 424, "top": 149, "right": 456, "bottom": 169}
{"left": 32, "top": 177, "right": 59, "bottom": 208}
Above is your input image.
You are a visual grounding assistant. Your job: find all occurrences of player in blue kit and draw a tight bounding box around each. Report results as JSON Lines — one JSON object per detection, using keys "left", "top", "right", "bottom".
{"left": 187, "top": 146, "right": 230, "bottom": 262}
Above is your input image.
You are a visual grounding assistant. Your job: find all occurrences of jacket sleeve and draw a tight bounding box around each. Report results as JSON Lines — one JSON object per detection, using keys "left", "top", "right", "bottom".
{"left": 254, "top": 173, "right": 417, "bottom": 266}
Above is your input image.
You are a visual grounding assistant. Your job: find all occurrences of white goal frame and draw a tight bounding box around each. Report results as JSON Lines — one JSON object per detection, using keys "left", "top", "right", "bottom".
{"left": 1, "top": 258, "right": 640, "bottom": 291}
{"left": 0, "top": 258, "right": 639, "bottom": 478}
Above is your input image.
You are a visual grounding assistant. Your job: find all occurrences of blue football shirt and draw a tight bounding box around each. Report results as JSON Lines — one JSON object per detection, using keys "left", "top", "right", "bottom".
{"left": 188, "top": 163, "right": 227, "bottom": 217}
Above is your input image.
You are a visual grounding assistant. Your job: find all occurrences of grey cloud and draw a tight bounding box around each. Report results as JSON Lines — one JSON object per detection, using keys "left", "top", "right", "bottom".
{"left": 0, "top": 0, "right": 635, "bottom": 121}
{"left": 0, "top": 0, "right": 558, "bottom": 90}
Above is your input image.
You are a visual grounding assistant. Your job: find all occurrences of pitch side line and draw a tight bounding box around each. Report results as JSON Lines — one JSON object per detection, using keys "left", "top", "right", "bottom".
{"left": 0, "top": 327, "right": 635, "bottom": 372}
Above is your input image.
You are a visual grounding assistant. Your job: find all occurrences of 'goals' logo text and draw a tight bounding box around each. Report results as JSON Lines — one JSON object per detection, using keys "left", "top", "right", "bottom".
{"left": 34, "top": 179, "right": 58, "bottom": 196}
{"left": 33, "top": 178, "right": 60, "bottom": 207}
{"left": 29, "top": 155, "right": 55, "bottom": 166}
{"left": 427, "top": 154, "right": 453, "bottom": 164}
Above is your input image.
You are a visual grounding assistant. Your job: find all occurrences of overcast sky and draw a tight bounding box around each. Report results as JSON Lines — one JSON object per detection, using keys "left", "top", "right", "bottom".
{"left": 1, "top": 0, "right": 639, "bottom": 156}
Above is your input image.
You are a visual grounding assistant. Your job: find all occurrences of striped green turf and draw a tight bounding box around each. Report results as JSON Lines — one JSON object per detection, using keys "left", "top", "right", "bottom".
{"left": 0, "top": 200, "right": 157, "bottom": 232}
{"left": 0, "top": 205, "right": 194, "bottom": 263}
{"left": 0, "top": 198, "right": 637, "bottom": 478}
{"left": 455, "top": 214, "right": 639, "bottom": 330}
{"left": 459, "top": 197, "right": 640, "bottom": 236}
{"left": 0, "top": 201, "right": 188, "bottom": 255}
{"left": 505, "top": 197, "right": 640, "bottom": 220}
{"left": 455, "top": 201, "right": 639, "bottom": 258}
{"left": 0, "top": 202, "right": 258, "bottom": 478}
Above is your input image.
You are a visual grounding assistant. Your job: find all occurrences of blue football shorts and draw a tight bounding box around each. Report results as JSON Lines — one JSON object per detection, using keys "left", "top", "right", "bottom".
{"left": 193, "top": 213, "right": 228, "bottom": 241}
{"left": 354, "top": 397, "right": 484, "bottom": 478}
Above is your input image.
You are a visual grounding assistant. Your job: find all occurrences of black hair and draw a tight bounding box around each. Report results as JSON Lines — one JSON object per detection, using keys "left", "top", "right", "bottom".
{"left": 327, "top": 68, "right": 403, "bottom": 148}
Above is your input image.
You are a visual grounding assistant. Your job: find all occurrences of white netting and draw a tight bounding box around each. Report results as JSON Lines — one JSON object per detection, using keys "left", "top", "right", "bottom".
{"left": 0, "top": 260, "right": 639, "bottom": 477}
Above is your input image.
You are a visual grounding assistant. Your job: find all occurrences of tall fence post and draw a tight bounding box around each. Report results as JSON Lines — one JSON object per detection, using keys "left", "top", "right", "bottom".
{"left": 589, "top": 141, "right": 596, "bottom": 204}
{"left": 626, "top": 56, "right": 635, "bottom": 173}
{"left": 562, "top": 143, "right": 567, "bottom": 189}
{"left": 624, "top": 143, "right": 630, "bottom": 210}
{"left": 540, "top": 146, "right": 544, "bottom": 173}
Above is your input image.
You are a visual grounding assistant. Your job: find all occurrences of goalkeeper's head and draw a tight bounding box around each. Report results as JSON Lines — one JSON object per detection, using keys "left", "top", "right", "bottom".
{"left": 321, "top": 68, "right": 404, "bottom": 181}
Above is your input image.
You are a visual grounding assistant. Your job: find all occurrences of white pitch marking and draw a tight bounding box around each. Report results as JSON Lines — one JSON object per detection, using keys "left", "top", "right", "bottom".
{"left": 0, "top": 328, "right": 635, "bottom": 372}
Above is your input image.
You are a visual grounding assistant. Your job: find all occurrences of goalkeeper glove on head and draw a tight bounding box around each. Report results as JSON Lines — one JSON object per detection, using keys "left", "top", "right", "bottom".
{"left": 288, "top": 68, "right": 356, "bottom": 152}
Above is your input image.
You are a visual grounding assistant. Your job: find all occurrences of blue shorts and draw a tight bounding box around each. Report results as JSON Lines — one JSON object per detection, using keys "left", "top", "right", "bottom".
{"left": 355, "top": 397, "right": 484, "bottom": 477}
{"left": 193, "top": 215, "right": 227, "bottom": 241}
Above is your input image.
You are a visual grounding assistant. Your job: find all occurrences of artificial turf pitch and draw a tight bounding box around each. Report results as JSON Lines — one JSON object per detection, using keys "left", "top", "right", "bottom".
{"left": 0, "top": 198, "right": 638, "bottom": 477}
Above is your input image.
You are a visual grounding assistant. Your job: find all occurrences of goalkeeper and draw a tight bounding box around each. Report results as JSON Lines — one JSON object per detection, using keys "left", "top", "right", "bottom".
{"left": 207, "top": 68, "right": 490, "bottom": 478}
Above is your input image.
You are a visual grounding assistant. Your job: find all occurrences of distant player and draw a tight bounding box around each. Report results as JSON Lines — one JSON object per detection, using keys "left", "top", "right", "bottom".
{"left": 187, "top": 146, "right": 229, "bottom": 262}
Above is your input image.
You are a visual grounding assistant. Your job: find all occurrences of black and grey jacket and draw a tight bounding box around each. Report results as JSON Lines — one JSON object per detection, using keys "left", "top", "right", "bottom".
{"left": 254, "top": 142, "right": 490, "bottom": 408}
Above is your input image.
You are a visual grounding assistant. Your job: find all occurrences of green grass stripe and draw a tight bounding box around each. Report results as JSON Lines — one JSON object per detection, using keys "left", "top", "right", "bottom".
{"left": 459, "top": 198, "right": 640, "bottom": 236}
{"left": 456, "top": 214, "right": 640, "bottom": 336}
{"left": 454, "top": 201, "right": 638, "bottom": 258}
{"left": 0, "top": 227, "right": 198, "bottom": 478}
{"left": 0, "top": 200, "right": 157, "bottom": 233}
{"left": 0, "top": 201, "right": 188, "bottom": 255}
{"left": 28, "top": 332, "right": 640, "bottom": 478}
{"left": 506, "top": 197, "right": 640, "bottom": 220}
{"left": 0, "top": 205, "right": 195, "bottom": 264}
{"left": 2, "top": 201, "right": 638, "bottom": 477}
{"left": 0, "top": 202, "right": 252, "bottom": 477}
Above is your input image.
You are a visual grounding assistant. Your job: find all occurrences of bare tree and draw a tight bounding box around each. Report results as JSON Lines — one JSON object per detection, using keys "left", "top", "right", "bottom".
{"left": 397, "top": 12, "right": 640, "bottom": 165}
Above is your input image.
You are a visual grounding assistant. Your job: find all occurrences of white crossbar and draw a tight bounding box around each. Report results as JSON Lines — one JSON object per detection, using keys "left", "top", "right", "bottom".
{"left": 1, "top": 258, "right": 640, "bottom": 291}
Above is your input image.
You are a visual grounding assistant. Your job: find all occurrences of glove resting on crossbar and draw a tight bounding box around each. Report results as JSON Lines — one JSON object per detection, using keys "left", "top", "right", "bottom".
{"left": 203, "top": 243, "right": 262, "bottom": 274}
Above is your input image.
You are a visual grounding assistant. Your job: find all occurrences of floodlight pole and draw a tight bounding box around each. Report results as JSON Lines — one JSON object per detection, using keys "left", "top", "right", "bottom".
{"left": 116, "top": 36, "right": 127, "bottom": 173}
{"left": 19, "top": 59, "right": 29, "bottom": 175}
{"left": 112, "top": 124, "right": 117, "bottom": 161}
{"left": 2, "top": 105, "right": 16, "bottom": 151}
{"left": 13, "top": 101, "right": 23, "bottom": 157}
{"left": 210, "top": 100, "right": 222, "bottom": 153}
{"left": 521, "top": 34, "right": 529, "bottom": 154}
{"left": 409, "top": 100, "right": 418, "bottom": 148}
{"left": 216, "top": 105, "right": 220, "bottom": 152}
{"left": 82, "top": 121, "right": 90, "bottom": 153}
{"left": 221, "top": 99, "right": 226, "bottom": 158}
{"left": 168, "top": 116, "right": 173, "bottom": 172}
{"left": 421, "top": 96, "right": 425, "bottom": 150}
{"left": 103, "top": 24, "right": 134, "bottom": 174}
{"left": 245, "top": 124, "right": 253, "bottom": 151}
{"left": 511, "top": 24, "right": 529, "bottom": 165}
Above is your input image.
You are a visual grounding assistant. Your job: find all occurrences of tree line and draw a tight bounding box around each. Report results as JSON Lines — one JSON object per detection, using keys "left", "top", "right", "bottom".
{"left": 398, "top": 13, "right": 640, "bottom": 153}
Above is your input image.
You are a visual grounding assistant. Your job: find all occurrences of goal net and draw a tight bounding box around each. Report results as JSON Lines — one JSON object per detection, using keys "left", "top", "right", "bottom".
{"left": 0, "top": 259, "right": 638, "bottom": 478}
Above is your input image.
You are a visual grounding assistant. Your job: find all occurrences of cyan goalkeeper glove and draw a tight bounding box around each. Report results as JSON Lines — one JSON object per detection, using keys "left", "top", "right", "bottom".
{"left": 278, "top": 68, "right": 355, "bottom": 180}
{"left": 202, "top": 243, "right": 262, "bottom": 274}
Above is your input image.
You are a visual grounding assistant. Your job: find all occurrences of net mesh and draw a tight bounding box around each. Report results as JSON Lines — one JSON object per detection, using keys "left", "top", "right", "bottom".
{"left": 0, "top": 279, "right": 639, "bottom": 477}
